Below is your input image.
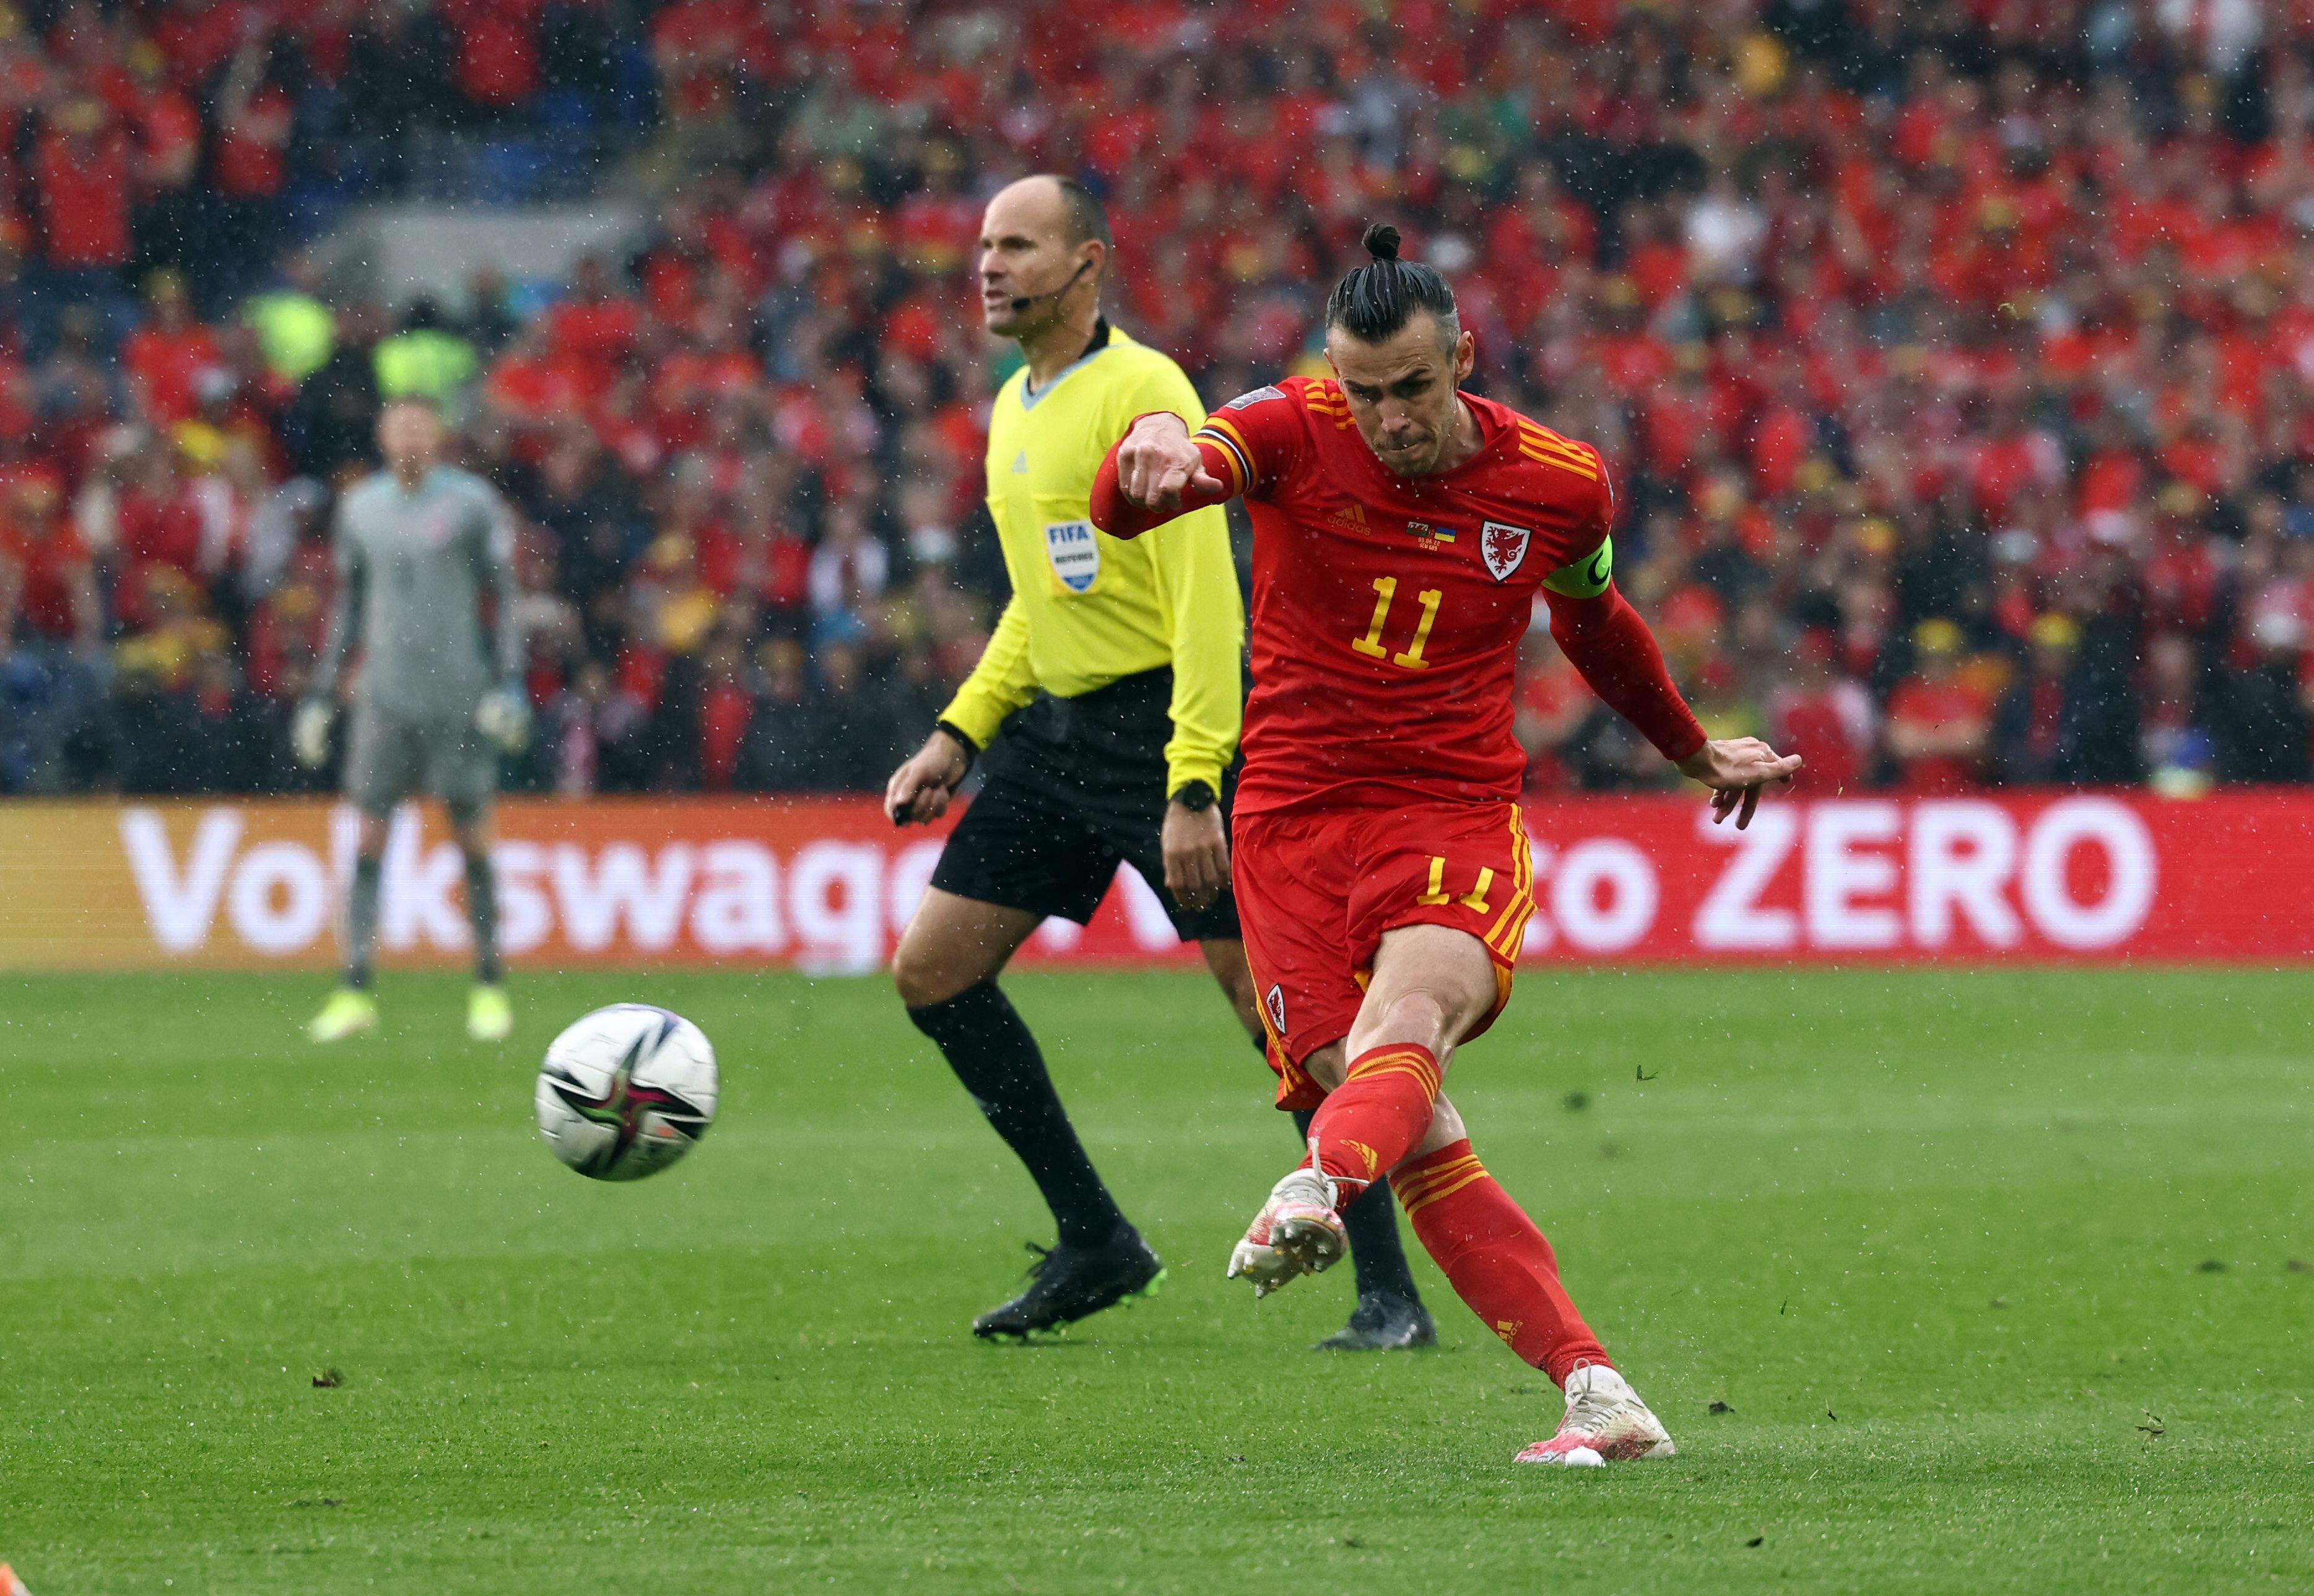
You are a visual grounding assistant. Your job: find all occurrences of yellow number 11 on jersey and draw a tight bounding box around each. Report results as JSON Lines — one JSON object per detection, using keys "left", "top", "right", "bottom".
{"left": 1350, "top": 576, "right": 1443, "bottom": 669}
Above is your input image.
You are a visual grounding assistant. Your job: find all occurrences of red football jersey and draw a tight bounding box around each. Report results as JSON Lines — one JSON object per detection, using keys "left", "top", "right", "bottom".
{"left": 1194, "top": 376, "right": 1615, "bottom": 816}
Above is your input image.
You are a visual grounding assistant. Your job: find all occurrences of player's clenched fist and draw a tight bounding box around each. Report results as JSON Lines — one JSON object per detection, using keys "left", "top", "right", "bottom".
{"left": 1115, "top": 413, "right": 1223, "bottom": 515}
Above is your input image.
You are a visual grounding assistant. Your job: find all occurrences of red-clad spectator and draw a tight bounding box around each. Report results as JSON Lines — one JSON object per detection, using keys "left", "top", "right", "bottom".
{"left": 33, "top": 99, "right": 129, "bottom": 270}
{"left": 1884, "top": 620, "right": 1995, "bottom": 793}
{"left": 1, "top": 477, "right": 100, "bottom": 650}
{"left": 112, "top": 450, "right": 207, "bottom": 615}
{"left": 212, "top": 54, "right": 294, "bottom": 201}
{"left": 1963, "top": 399, "right": 2064, "bottom": 521}
{"left": 695, "top": 634, "right": 751, "bottom": 791}
{"left": 545, "top": 254, "right": 645, "bottom": 376}
{"left": 484, "top": 321, "right": 596, "bottom": 425}
{"left": 148, "top": 1, "right": 269, "bottom": 96}
{"left": 121, "top": 273, "right": 220, "bottom": 425}
{"left": 1765, "top": 631, "right": 1877, "bottom": 794}
{"left": 126, "top": 53, "right": 202, "bottom": 255}
{"left": 441, "top": 0, "right": 545, "bottom": 113}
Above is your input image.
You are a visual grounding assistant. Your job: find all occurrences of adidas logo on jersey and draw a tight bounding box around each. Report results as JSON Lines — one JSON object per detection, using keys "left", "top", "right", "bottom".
{"left": 1012, "top": 449, "right": 1028, "bottom": 474}
{"left": 1326, "top": 503, "right": 1369, "bottom": 528}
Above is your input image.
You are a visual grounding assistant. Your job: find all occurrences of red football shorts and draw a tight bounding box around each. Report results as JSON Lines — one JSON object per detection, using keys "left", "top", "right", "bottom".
{"left": 1232, "top": 800, "right": 1536, "bottom": 1110}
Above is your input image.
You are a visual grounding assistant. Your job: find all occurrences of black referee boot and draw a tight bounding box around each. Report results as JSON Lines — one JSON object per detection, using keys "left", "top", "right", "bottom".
{"left": 1289, "top": 1106, "right": 1434, "bottom": 1351}
{"left": 972, "top": 1224, "right": 1166, "bottom": 1340}
{"left": 1316, "top": 1291, "right": 1437, "bottom": 1351}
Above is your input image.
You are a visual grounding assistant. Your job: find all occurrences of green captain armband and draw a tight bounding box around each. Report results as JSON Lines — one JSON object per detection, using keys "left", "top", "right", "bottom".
{"left": 1542, "top": 536, "right": 1614, "bottom": 599}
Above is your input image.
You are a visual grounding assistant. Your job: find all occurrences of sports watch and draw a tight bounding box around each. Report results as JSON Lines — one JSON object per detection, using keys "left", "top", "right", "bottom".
{"left": 1169, "top": 779, "right": 1217, "bottom": 812}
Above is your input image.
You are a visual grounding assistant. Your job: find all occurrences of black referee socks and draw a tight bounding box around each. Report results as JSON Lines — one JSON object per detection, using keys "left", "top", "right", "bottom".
{"left": 908, "top": 981, "right": 1130, "bottom": 1250}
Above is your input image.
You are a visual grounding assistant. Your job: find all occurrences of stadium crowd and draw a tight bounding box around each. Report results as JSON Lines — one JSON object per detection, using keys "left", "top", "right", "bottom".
{"left": 5, "top": 0, "right": 2314, "bottom": 799}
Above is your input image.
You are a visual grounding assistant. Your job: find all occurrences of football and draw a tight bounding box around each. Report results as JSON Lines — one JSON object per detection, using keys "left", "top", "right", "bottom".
{"left": 534, "top": 1004, "right": 718, "bottom": 1181}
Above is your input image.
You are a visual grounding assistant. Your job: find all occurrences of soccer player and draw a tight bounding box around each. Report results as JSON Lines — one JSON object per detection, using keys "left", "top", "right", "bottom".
{"left": 1092, "top": 227, "right": 1799, "bottom": 1463}
{"left": 886, "top": 176, "right": 1435, "bottom": 1347}
{"left": 295, "top": 396, "right": 531, "bottom": 1044}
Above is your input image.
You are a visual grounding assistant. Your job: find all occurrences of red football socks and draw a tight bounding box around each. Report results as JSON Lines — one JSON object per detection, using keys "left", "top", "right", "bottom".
{"left": 1393, "top": 1138, "right": 1611, "bottom": 1386}
{"left": 1305, "top": 1043, "right": 1443, "bottom": 1201}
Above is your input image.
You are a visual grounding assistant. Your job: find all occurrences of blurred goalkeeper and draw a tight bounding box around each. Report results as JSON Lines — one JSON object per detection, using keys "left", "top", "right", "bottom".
{"left": 295, "top": 396, "right": 530, "bottom": 1044}
{"left": 885, "top": 175, "right": 1435, "bottom": 1347}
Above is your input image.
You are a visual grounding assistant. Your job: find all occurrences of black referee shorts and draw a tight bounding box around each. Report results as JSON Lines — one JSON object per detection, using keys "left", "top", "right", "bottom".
{"left": 930, "top": 667, "right": 1241, "bottom": 943}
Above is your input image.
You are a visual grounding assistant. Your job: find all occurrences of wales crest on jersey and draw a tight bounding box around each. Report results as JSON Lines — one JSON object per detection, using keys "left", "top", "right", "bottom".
{"left": 1481, "top": 520, "right": 1530, "bottom": 582}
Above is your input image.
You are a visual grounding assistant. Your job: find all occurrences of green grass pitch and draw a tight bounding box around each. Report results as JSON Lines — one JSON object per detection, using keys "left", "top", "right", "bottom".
{"left": 3, "top": 966, "right": 2311, "bottom": 1593}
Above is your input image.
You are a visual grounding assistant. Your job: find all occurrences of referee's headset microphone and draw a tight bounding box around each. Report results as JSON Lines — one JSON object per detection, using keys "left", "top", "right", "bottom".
{"left": 900, "top": 260, "right": 1094, "bottom": 825}
{"left": 1011, "top": 257, "right": 1092, "bottom": 313}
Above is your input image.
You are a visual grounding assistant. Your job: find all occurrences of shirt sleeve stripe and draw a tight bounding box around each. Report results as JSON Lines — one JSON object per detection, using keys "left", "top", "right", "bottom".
{"left": 1194, "top": 425, "right": 1251, "bottom": 494}
{"left": 1199, "top": 415, "right": 1258, "bottom": 492}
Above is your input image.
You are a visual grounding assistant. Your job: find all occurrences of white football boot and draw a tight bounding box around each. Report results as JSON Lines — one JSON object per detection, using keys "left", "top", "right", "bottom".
{"left": 1225, "top": 1167, "right": 1349, "bottom": 1297}
{"left": 1515, "top": 1362, "right": 1677, "bottom": 1465}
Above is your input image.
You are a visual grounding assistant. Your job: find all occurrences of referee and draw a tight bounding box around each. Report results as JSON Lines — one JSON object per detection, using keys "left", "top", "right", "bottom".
{"left": 887, "top": 175, "right": 1432, "bottom": 1347}
{"left": 295, "top": 397, "right": 531, "bottom": 1044}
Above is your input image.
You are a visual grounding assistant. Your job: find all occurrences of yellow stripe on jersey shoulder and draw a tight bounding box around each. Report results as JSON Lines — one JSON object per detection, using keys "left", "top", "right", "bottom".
{"left": 1519, "top": 451, "right": 1600, "bottom": 482}
{"left": 1303, "top": 386, "right": 1354, "bottom": 430}
{"left": 1518, "top": 432, "right": 1601, "bottom": 480}
{"left": 1519, "top": 420, "right": 1589, "bottom": 453}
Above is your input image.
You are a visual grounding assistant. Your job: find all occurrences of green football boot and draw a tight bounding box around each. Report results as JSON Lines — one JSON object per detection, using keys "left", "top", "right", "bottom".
{"left": 309, "top": 987, "right": 379, "bottom": 1042}
{"left": 468, "top": 984, "right": 513, "bottom": 1043}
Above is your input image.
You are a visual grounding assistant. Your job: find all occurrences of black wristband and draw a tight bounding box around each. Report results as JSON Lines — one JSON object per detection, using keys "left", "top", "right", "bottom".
{"left": 1169, "top": 779, "right": 1217, "bottom": 812}
{"left": 934, "top": 720, "right": 980, "bottom": 763}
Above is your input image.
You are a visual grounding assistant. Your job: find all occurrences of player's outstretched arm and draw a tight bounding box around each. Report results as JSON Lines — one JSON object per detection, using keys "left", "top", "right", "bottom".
{"left": 1090, "top": 413, "right": 1235, "bottom": 539}
{"left": 1543, "top": 583, "right": 1798, "bottom": 830}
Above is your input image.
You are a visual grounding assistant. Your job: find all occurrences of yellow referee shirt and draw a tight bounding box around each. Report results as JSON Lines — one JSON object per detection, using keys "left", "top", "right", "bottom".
{"left": 941, "top": 323, "right": 1242, "bottom": 794}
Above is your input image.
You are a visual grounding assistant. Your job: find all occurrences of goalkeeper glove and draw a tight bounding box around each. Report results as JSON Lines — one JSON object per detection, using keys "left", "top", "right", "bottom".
{"left": 292, "top": 698, "right": 334, "bottom": 768}
{"left": 476, "top": 685, "right": 533, "bottom": 753}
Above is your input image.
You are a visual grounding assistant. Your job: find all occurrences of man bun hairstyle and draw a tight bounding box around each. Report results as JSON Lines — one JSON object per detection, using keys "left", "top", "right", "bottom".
{"left": 1326, "top": 223, "right": 1458, "bottom": 343}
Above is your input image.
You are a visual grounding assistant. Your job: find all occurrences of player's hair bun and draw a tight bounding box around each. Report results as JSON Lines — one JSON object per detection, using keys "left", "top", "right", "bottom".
{"left": 1329, "top": 224, "right": 1456, "bottom": 342}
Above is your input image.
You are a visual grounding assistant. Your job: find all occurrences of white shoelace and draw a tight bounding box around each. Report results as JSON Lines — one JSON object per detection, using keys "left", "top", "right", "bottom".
{"left": 1561, "top": 1364, "right": 1620, "bottom": 1436}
